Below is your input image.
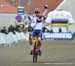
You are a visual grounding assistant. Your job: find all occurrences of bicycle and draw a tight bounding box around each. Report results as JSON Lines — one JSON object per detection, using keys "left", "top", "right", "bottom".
{"left": 32, "top": 36, "right": 41, "bottom": 63}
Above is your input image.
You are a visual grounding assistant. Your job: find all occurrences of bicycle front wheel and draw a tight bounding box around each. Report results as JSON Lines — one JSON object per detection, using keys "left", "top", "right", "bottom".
{"left": 33, "top": 53, "right": 38, "bottom": 63}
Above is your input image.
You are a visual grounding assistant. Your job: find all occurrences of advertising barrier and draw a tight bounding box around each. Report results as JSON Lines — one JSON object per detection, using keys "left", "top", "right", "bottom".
{"left": 42, "top": 32, "right": 73, "bottom": 40}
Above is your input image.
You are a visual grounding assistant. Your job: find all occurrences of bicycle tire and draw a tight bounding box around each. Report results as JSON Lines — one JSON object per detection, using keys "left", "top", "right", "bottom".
{"left": 33, "top": 53, "right": 38, "bottom": 63}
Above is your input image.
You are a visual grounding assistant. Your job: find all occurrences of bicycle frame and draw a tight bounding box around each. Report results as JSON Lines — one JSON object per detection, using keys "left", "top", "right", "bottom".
{"left": 33, "top": 36, "right": 39, "bottom": 63}
{"left": 33, "top": 36, "right": 39, "bottom": 53}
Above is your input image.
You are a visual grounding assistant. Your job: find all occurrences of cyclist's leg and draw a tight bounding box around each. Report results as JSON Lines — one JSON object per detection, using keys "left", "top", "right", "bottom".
{"left": 29, "top": 27, "right": 34, "bottom": 49}
{"left": 38, "top": 37, "right": 42, "bottom": 56}
{"left": 32, "top": 30, "right": 42, "bottom": 48}
{"left": 38, "top": 30, "right": 42, "bottom": 47}
{"left": 29, "top": 33, "right": 33, "bottom": 45}
{"left": 30, "top": 30, "right": 36, "bottom": 55}
{"left": 38, "top": 37, "right": 42, "bottom": 47}
{"left": 29, "top": 33, "right": 33, "bottom": 53}
{"left": 38, "top": 36, "right": 42, "bottom": 54}
{"left": 30, "top": 30, "right": 40, "bottom": 51}
{"left": 37, "top": 30, "right": 42, "bottom": 55}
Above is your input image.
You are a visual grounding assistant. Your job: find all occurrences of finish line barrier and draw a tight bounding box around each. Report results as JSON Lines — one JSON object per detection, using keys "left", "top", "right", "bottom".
{"left": 42, "top": 32, "right": 74, "bottom": 40}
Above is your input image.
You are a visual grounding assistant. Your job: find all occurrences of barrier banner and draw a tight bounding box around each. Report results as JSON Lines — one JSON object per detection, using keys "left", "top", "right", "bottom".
{"left": 42, "top": 32, "right": 73, "bottom": 40}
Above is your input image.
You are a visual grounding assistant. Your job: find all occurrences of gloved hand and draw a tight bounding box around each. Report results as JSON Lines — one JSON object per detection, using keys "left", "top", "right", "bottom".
{"left": 44, "top": 5, "right": 48, "bottom": 9}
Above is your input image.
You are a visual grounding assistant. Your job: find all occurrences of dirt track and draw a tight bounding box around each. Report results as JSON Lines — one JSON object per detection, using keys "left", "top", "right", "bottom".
{"left": 0, "top": 40, "right": 75, "bottom": 66}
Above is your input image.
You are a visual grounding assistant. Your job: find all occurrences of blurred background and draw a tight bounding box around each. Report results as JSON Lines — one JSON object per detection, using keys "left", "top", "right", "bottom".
{"left": 0, "top": 0, "right": 75, "bottom": 31}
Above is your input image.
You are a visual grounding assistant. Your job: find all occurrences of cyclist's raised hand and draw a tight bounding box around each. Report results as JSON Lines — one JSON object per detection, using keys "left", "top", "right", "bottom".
{"left": 44, "top": 5, "right": 48, "bottom": 9}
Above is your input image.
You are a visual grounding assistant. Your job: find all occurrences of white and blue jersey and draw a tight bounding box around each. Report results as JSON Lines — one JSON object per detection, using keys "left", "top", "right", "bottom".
{"left": 26, "top": 9, "right": 48, "bottom": 36}
{"left": 31, "top": 15, "right": 45, "bottom": 36}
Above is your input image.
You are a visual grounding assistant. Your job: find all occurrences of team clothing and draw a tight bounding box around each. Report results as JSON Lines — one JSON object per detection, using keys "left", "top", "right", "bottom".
{"left": 27, "top": 9, "right": 48, "bottom": 36}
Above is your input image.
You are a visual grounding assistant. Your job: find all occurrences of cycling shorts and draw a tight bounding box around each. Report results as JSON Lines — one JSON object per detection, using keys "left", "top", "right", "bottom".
{"left": 31, "top": 29, "right": 42, "bottom": 37}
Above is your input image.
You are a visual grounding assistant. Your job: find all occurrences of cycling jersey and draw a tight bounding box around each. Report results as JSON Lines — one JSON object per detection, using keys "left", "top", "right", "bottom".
{"left": 31, "top": 15, "right": 45, "bottom": 30}
{"left": 27, "top": 9, "right": 48, "bottom": 30}
{"left": 26, "top": 9, "right": 48, "bottom": 36}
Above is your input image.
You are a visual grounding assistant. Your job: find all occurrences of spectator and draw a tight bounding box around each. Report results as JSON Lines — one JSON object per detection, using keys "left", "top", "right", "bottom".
{"left": 15, "top": 25, "right": 22, "bottom": 32}
{"left": 8, "top": 25, "right": 15, "bottom": 34}
{"left": 15, "top": 25, "right": 20, "bottom": 31}
{"left": 42, "top": 27, "right": 46, "bottom": 32}
{"left": 22, "top": 24, "right": 27, "bottom": 32}
{"left": 28, "top": 25, "right": 33, "bottom": 32}
{"left": 59, "top": 28, "right": 62, "bottom": 32}
{"left": 42, "top": 27, "right": 50, "bottom": 32}
{"left": 50, "top": 29, "right": 53, "bottom": 33}
{"left": 1, "top": 26, "right": 8, "bottom": 34}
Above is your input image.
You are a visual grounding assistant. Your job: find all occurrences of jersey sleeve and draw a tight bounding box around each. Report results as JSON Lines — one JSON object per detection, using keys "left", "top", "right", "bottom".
{"left": 42, "top": 9, "right": 48, "bottom": 16}
{"left": 26, "top": 16, "right": 33, "bottom": 24}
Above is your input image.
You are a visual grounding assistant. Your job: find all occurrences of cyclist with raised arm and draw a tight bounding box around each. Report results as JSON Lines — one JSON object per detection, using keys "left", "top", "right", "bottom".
{"left": 27, "top": 5, "right": 48, "bottom": 55}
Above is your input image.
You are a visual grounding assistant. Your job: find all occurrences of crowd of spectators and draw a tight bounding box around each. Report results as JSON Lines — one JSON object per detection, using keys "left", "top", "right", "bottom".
{"left": 0, "top": 25, "right": 30, "bottom": 47}
{"left": 0, "top": 23, "right": 54, "bottom": 36}
{"left": 0, "top": 25, "right": 22, "bottom": 35}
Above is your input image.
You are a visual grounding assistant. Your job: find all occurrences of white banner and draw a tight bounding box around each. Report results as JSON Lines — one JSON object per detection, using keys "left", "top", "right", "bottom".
{"left": 42, "top": 32, "right": 73, "bottom": 40}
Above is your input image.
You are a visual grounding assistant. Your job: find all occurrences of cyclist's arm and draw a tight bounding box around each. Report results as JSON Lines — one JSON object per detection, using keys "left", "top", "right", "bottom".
{"left": 25, "top": 15, "right": 33, "bottom": 24}
{"left": 25, "top": 15, "right": 36, "bottom": 28}
{"left": 42, "top": 5, "right": 48, "bottom": 16}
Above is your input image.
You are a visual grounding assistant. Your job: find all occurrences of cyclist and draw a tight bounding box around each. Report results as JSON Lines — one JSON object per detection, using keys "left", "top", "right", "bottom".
{"left": 27, "top": 5, "right": 48, "bottom": 55}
